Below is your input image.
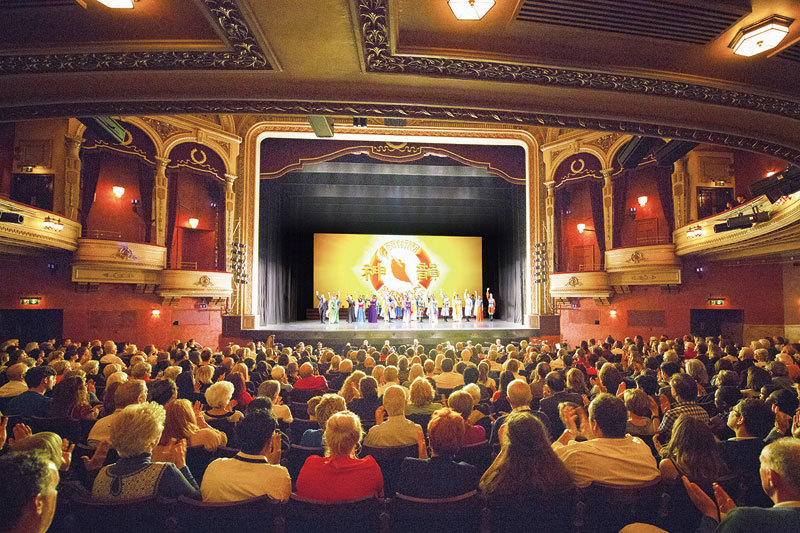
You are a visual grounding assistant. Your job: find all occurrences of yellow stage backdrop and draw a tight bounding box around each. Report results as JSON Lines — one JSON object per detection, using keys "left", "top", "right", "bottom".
{"left": 313, "top": 233, "right": 482, "bottom": 306}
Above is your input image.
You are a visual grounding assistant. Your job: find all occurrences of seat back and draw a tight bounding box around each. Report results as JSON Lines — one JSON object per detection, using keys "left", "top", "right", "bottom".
{"left": 176, "top": 494, "right": 281, "bottom": 533}
{"left": 405, "top": 414, "right": 431, "bottom": 438}
{"left": 290, "top": 401, "right": 309, "bottom": 419}
{"left": 184, "top": 445, "right": 216, "bottom": 484}
{"left": 291, "top": 388, "right": 325, "bottom": 403}
{"left": 29, "top": 416, "right": 81, "bottom": 443}
{"left": 287, "top": 445, "right": 324, "bottom": 486}
{"left": 361, "top": 444, "right": 418, "bottom": 496}
{"left": 289, "top": 418, "right": 319, "bottom": 444}
{"left": 486, "top": 489, "right": 578, "bottom": 533}
{"left": 205, "top": 418, "right": 238, "bottom": 449}
{"left": 454, "top": 441, "right": 492, "bottom": 474}
{"left": 389, "top": 491, "right": 483, "bottom": 533}
{"left": 66, "top": 494, "right": 177, "bottom": 533}
{"left": 285, "top": 495, "right": 386, "bottom": 533}
{"left": 579, "top": 478, "right": 663, "bottom": 533}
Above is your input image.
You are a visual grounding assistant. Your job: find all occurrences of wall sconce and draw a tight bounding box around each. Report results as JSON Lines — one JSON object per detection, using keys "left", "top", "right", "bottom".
{"left": 151, "top": 309, "right": 161, "bottom": 317}
{"left": 21, "top": 165, "right": 35, "bottom": 173}
{"left": 188, "top": 218, "right": 199, "bottom": 229}
{"left": 609, "top": 310, "right": 617, "bottom": 318}
{"left": 628, "top": 207, "right": 637, "bottom": 219}
{"left": 577, "top": 223, "right": 595, "bottom": 234}
{"left": 112, "top": 186, "right": 125, "bottom": 198}
{"left": 637, "top": 196, "right": 648, "bottom": 208}
{"left": 448, "top": 0, "right": 495, "bottom": 20}
{"left": 766, "top": 170, "right": 777, "bottom": 177}
{"left": 131, "top": 198, "right": 140, "bottom": 214}
{"left": 729, "top": 15, "right": 793, "bottom": 57}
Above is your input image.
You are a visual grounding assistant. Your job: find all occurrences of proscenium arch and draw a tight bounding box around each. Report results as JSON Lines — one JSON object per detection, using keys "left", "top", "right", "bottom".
{"left": 238, "top": 121, "right": 543, "bottom": 324}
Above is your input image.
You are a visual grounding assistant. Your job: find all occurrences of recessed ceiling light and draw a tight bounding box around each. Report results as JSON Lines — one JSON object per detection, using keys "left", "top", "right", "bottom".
{"left": 729, "top": 15, "right": 793, "bottom": 57}
{"left": 97, "top": 0, "right": 134, "bottom": 8}
{"left": 448, "top": 0, "right": 495, "bottom": 21}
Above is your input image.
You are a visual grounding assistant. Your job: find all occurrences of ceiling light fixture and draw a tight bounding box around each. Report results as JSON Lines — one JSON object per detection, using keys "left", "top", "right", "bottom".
{"left": 97, "top": 0, "right": 134, "bottom": 8}
{"left": 448, "top": 0, "right": 495, "bottom": 20}
{"left": 729, "top": 15, "right": 793, "bottom": 57}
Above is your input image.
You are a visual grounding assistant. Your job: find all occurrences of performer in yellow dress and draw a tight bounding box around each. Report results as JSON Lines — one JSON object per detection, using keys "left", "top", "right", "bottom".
{"left": 452, "top": 291, "right": 462, "bottom": 322}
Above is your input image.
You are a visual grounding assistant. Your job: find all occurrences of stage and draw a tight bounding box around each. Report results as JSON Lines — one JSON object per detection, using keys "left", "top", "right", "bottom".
{"left": 221, "top": 317, "right": 555, "bottom": 351}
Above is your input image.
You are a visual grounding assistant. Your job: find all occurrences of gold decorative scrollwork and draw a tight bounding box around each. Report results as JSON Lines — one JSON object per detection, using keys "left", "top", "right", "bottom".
{"left": 190, "top": 148, "right": 207, "bottom": 165}
{"left": 627, "top": 251, "right": 646, "bottom": 264}
{"left": 197, "top": 275, "right": 213, "bottom": 287}
{"left": 570, "top": 158, "right": 585, "bottom": 174}
{"left": 567, "top": 276, "right": 581, "bottom": 287}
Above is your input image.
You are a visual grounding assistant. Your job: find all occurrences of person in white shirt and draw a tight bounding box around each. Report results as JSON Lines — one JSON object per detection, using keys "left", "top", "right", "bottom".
{"left": 87, "top": 379, "right": 146, "bottom": 447}
{"left": 552, "top": 393, "right": 659, "bottom": 488}
{"left": 364, "top": 386, "right": 426, "bottom": 457}
{"left": 201, "top": 409, "right": 290, "bottom": 502}
{"left": 257, "top": 380, "right": 293, "bottom": 423}
{"left": 0, "top": 363, "right": 28, "bottom": 398}
{"left": 433, "top": 359, "right": 464, "bottom": 390}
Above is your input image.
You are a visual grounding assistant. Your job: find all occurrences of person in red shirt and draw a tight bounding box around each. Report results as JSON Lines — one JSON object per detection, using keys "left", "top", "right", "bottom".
{"left": 293, "top": 363, "right": 328, "bottom": 391}
{"left": 295, "top": 410, "right": 383, "bottom": 502}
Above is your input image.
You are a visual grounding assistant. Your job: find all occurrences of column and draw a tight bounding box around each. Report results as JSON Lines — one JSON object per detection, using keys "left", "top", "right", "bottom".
{"left": 153, "top": 156, "right": 169, "bottom": 246}
{"left": 601, "top": 168, "right": 614, "bottom": 251}
{"left": 544, "top": 181, "right": 556, "bottom": 277}
{"left": 224, "top": 173, "right": 238, "bottom": 270}
{"left": 672, "top": 159, "right": 687, "bottom": 228}
{"left": 64, "top": 136, "right": 82, "bottom": 221}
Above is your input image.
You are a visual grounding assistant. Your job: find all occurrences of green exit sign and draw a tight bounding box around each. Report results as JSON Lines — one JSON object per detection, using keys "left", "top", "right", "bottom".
{"left": 708, "top": 298, "right": 726, "bottom": 306}
{"left": 20, "top": 298, "right": 40, "bottom": 305}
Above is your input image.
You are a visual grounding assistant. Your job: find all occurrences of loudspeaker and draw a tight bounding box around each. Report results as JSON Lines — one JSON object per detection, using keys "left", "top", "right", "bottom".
{"left": 78, "top": 117, "right": 127, "bottom": 144}
{"left": 0, "top": 212, "right": 24, "bottom": 224}
{"left": 308, "top": 115, "right": 334, "bottom": 138}
{"left": 617, "top": 136, "right": 660, "bottom": 169}
{"left": 749, "top": 166, "right": 800, "bottom": 203}
{"left": 384, "top": 118, "right": 407, "bottom": 127}
{"left": 654, "top": 140, "right": 698, "bottom": 166}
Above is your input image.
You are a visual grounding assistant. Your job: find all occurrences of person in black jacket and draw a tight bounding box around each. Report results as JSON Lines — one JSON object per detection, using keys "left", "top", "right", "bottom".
{"left": 538, "top": 372, "right": 583, "bottom": 438}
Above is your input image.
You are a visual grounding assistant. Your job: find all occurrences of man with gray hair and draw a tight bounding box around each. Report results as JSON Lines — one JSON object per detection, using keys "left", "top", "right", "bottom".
{"left": 364, "top": 385, "right": 424, "bottom": 454}
{"left": 685, "top": 437, "right": 800, "bottom": 532}
{"left": 293, "top": 362, "right": 327, "bottom": 391}
{"left": 489, "top": 379, "right": 551, "bottom": 446}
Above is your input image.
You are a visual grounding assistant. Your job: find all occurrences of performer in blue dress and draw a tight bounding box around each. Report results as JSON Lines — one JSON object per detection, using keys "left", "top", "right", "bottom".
{"left": 368, "top": 294, "right": 378, "bottom": 323}
{"left": 356, "top": 296, "right": 366, "bottom": 323}
{"left": 403, "top": 293, "right": 412, "bottom": 323}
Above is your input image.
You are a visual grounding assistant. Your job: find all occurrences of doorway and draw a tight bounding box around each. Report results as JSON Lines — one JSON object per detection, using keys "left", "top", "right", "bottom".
{"left": 690, "top": 309, "right": 744, "bottom": 344}
{"left": 0, "top": 309, "right": 63, "bottom": 346}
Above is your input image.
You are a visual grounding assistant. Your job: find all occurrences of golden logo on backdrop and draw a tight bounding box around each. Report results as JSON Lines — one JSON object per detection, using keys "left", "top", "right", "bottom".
{"left": 362, "top": 239, "right": 438, "bottom": 293}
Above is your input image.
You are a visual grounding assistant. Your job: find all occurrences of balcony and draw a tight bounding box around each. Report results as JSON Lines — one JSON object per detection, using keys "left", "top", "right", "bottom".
{"left": 674, "top": 194, "right": 800, "bottom": 261}
{"left": 0, "top": 198, "right": 80, "bottom": 253}
{"left": 71, "top": 237, "right": 166, "bottom": 290}
{"left": 605, "top": 244, "right": 681, "bottom": 290}
{"left": 157, "top": 269, "right": 233, "bottom": 305}
{"left": 549, "top": 271, "right": 612, "bottom": 302}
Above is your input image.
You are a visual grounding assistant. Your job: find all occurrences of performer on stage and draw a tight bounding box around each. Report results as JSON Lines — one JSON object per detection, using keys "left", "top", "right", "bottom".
{"left": 463, "top": 288, "right": 473, "bottom": 322}
{"left": 387, "top": 294, "right": 396, "bottom": 321}
{"left": 439, "top": 288, "right": 450, "bottom": 322}
{"left": 474, "top": 290, "right": 483, "bottom": 323}
{"left": 356, "top": 296, "right": 366, "bottom": 323}
{"left": 404, "top": 293, "right": 413, "bottom": 323}
{"left": 416, "top": 293, "right": 426, "bottom": 322}
{"left": 329, "top": 291, "right": 340, "bottom": 324}
{"left": 486, "top": 288, "right": 496, "bottom": 321}
{"left": 346, "top": 294, "right": 356, "bottom": 323}
{"left": 316, "top": 290, "right": 328, "bottom": 324}
{"left": 368, "top": 294, "right": 378, "bottom": 323}
{"left": 427, "top": 292, "right": 438, "bottom": 325}
{"left": 452, "top": 291, "right": 462, "bottom": 322}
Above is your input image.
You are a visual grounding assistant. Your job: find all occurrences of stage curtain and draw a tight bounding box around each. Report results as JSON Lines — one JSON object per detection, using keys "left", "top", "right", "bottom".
{"left": 496, "top": 188, "right": 525, "bottom": 323}
{"left": 655, "top": 165, "right": 675, "bottom": 235}
{"left": 136, "top": 159, "right": 155, "bottom": 243}
{"left": 259, "top": 187, "right": 298, "bottom": 324}
{"left": 612, "top": 169, "right": 631, "bottom": 249}
{"left": 589, "top": 180, "right": 606, "bottom": 267}
{"left": 78, "top": 149, "right": 101, "bottom": 236}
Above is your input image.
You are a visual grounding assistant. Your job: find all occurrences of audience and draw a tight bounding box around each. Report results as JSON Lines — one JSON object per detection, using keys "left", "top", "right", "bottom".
{"left": 0, "top": 451, "right": 60, "bottom": 533}
{"left": 364, "top": 385, "right": 425, "bottom": 455}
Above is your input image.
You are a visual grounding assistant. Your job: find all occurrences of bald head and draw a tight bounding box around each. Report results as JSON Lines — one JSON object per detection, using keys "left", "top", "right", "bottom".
{"left": 299, "top": 362, "right": 313, "bottom": 378}
{"left": 507, "top": 379, "right": 533, "bottom": 409}
{"left": 382, "top": 385, "right": 407, "bottom": 416}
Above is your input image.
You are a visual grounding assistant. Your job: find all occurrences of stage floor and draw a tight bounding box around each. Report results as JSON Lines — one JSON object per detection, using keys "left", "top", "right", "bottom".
{"left": 259, "top": 319, "right": 523, "bottom": 332}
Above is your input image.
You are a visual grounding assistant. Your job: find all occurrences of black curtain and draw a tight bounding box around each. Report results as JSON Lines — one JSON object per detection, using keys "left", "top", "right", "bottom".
{"left": 589, "top": 180, "right": 606, "bottom": 267}
{"left": 259, "top": 187, "right": 298, "bottom": 324}
{"left": 78, "top": 149, "right": 101, "bottom": 236}
{"left": 612, "top": 169, "right": 631, "bottom": 249}
{"left": 655, "top": 165, "right": 675, "bottom": 235}
{"left": 165, "top": 170, "right": 179, "bottom": 268}
{"left": 136, "top": 160, "right": 155, "bottom": 243}
{"left": 495, "top": 188, "right": 525, "bottom": 323}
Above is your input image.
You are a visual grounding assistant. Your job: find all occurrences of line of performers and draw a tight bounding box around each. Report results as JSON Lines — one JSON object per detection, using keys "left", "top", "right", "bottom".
{"left": 316, "top": 288, "right": 496, "bottom": 325}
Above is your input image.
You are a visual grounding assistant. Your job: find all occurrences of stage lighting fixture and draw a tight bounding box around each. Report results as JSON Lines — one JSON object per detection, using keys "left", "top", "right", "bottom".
{"left": 97, "top": 0, "right": 134, "bottom": 8}
{"left": 638, "top": 196, "right": 648, "bottom": 208}
{"left": 308, "top": 115, "right": 334, "bottom": 138}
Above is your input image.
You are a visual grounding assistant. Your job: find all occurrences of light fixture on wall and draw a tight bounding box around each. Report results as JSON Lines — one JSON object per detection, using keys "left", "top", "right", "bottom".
{"left": 188, "top": 218, "right": 199, "bottom": 229}
{"left": 151, "top": 309, "right": 161, "bottom": 317}
{"left": 448, "top": 0, "right": 495, "bottom": 20}
{"left": 729, "top": 15, "right": 793, "bottom": 57}
{"left": 609, "top": 310, "right": 617, "bottom": 318}
{"left": 628, "top": 206, "right": 637, "bottom": 219}
{"left": 112, "top": 186, "right": 125, "bottom": 198}
{"left": 577, "top": 223, "right": 594, "bottom": 234}
{"left": 637, "top": 196, "right": 648, "bottom": 207}
{"left": 97, "top": 0, "right": 135, "bottom": 8}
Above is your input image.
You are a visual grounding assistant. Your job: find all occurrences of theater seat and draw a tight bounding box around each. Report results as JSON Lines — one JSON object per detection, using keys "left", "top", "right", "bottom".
{"left": 176, "top": 494, "right": 282, "bottom": 533}
{"left": 289, "top": 418, "right": 319, "bottom": 444}
{"left": 184, "top": 445, "right": 216, "bottom": 484}
{"left": 285, "top": 494, "right": 387, "bottom": 533}
{"left": 486, "top": 490, "right": 578, "bottom": 533}
{"left": 577, "top": 478, "right": 664, "bottom": 533}
{"left": 65, "top": 494, "right": 178, "bottom": 533}
{"left": 286, "top": 445, "right": 324, "bottom": 486}
{"left": 405, "top": 413, "right": 431, "bottom": 438}
{"left": 389, "top": 491, "right": 484, "bottom": 533}
{"left": 454, "top": 440, "right": 493, "bottom": 474}
{"left": 360, "top": 444, "right": 418, "bottom": 497}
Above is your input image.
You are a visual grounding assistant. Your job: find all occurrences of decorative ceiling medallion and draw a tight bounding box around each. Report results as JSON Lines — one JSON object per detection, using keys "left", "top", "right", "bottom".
{"left": 0, "top": 0, "right": 271, "bottom": 74}
{"left": 2, "top": 100, "right": 800, "bottom": 165}
{"left": 356, "top": 0, "right": 800, "bottom": 122}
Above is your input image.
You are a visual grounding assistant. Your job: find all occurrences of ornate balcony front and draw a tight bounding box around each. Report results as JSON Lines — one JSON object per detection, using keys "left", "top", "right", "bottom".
{"left": 157, "top": 269, "right": 233, "bottom": 305}
{"left": 674, "top": 194, "right": 800, "bottom": 261}
{"left": 71, "top": 238, "right": 166, "bottom": 289}
{"left": 605, "top": 244, "right": 681, "bottom": 289}
{"left": 549, "top": 271, "right": 612, "bottom": 302}
{"left": 0, "top": 198, "right": 80, "bottom": 253}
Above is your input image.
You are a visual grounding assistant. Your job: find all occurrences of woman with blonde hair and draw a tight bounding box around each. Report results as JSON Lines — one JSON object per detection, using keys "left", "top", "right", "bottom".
{"left": 157, "top": 399, "right": 227, "bottom": 451}
{"left": 300, "top": 393, "right": 346, "bottom": 448}
{"left": 338, "top": 370, "right": 365, "bottom": 404}
{"left": 403, "top": 363, "right": 424, "bottom": 388}
{"left": 296, "top": 410, "right": 383, "bottom": 502}
{"left": 405, "top": 377, "right": 442, "bottom": 415}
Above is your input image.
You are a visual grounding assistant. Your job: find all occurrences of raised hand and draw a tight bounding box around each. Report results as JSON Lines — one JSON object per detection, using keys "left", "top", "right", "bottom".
{"left": 82, "top": 440, "right": 111, "bottom": 472}
{"left": 374, "top": 406, "right": 386, "bottom": 426}
{"left": 713, "top": 483, "right": 736, "bottom": 516}
{"left": 267, "top": 433, "right": 282, "bottom": 465}
{"left": 0, "top": 417, "right": 6, "bottom": 450}
{"left": 659, "top": 393, "right": 671, "bottom": 414}
{"left": 60, "top": 439, "right": 75, "bottom": 471}
{"left": 682, "top": 476, "right": 719, "bottom": 519}
{"left": 12, "top": 423, "right": 32, "bottom": 443}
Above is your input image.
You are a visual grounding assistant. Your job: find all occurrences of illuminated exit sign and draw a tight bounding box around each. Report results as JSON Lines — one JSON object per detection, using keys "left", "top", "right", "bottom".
{"left": 20, "top": 297, "right": 40, "bottom": 305}
{"left": 708, "top": 298, "right": 726, "bottom": 306}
